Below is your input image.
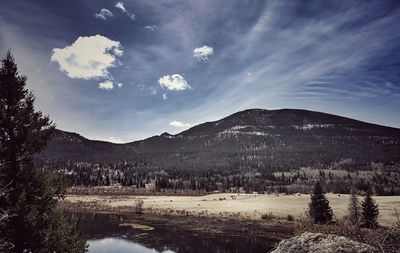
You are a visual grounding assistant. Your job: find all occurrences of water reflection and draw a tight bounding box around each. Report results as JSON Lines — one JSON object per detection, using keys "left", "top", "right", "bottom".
{"left": 70, "top": 212, "right": 276, "bottom": 253}
{"left": 88, "top": 238, "right": 175, "bottom": 253}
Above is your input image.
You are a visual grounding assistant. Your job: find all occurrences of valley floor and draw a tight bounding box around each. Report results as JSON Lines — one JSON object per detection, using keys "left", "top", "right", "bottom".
{"left": 61, "top": 193, "right": 400, "bottom": 226}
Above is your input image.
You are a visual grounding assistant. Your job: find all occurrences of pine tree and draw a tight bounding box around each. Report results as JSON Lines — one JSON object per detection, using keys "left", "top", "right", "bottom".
{"left": 347, "top": 187, "right": 361, "bottom": 225}
{"left": 0, "top": 51, "right": 87, "bottom": 252}
{"left": 0, "top": 182, "right": 11, "bottom": 251}
{"left": 361, "top": 186, "right": 379, "bottom": 229}
{"left": 308, "top": 181, "right": 333, "bottom": 224}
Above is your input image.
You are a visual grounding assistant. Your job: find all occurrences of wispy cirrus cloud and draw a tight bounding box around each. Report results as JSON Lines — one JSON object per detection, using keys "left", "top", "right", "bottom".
{"left": 115, "top": 2, "right": 136, "bottom": 21}
{"left": 144, "top": 25, "right": 158, "bottom": 31}
{"left": 2, "top": 0, "right": 400, "bottom": 142}
{"left": 149, "top": 87, "right": 157, "bottom": 95}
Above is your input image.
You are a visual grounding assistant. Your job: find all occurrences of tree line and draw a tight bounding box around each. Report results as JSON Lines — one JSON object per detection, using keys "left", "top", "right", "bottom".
{"left": 38, "top": 159, "right": 400, "bottom": 195}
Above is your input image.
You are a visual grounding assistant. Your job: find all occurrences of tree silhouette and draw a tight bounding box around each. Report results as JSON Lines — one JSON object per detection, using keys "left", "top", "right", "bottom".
{"left": 309, "top": 181, "right": 333, "bottom": 224}
{"left": 0, "top": 51, "right": 87, "bottom": 252}
{"left": 347, "top": 187, "right": 361, "bottom": 225}
{"left": 361, "top": 186, "right": 379, "bottom": 228}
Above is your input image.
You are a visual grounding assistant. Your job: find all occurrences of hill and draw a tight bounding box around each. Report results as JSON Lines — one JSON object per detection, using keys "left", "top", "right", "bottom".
{"left": 38, "top": 109, "right": 400, "bottom": 193}
{"left": 40, "top": 108, "right": 400, "bottom": 168}
{"left": 126, "top": 108, "right": 400, "bottom": 170}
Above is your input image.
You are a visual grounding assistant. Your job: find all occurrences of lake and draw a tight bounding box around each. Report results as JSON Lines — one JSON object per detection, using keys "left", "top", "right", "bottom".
{"left": 71, "top": 212, "right": 279, "bottom": 253}
{"left": 88, "top": 238, "right": 175, "bottom": 253}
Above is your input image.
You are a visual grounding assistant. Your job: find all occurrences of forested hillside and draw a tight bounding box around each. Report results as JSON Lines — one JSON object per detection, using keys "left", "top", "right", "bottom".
{"left": 37, "top": 109, "right": 400, "bottom": 194}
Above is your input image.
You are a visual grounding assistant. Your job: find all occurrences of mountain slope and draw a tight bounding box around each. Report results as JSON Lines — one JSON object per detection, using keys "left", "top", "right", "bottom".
{"left": 38, "top": 129, "right": 137, "bottom": 163}
{"left": 39, "top": 109, "right": 400, "bottom": 170}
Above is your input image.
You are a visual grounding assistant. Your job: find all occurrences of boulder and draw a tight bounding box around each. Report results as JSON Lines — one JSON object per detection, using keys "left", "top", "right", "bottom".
{"left": 271, "top": 232, "right": 376, "bottom": 253}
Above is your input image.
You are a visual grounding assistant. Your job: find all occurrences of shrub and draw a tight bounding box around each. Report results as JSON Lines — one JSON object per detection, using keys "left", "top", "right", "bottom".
{"left": 134, "top": 199, "right": 144, "bottom": 214}
{"left": 261, "top": 212, "right": 275, "bottom": 220}
{"left": 287, "top": 214, "right": 295, "bottom": 221}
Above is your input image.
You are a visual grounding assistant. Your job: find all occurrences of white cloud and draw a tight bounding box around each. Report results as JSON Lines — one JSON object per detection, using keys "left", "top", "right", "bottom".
{"left": 115, "top": 2, "right": 127, "bottom": 12}
{"left": 193, "top": 45, "right": 214, "bottom": 61}
{"left": 94, "top": 9, "right": 113, "bottom": 20}
{"left": 144, "top": 25, "right": 158, "bottom": 31}
{"left": 127, "top": 14, "right": 136, "bottom": 21}
{"left": 115, "top": 2, "right": 136, "bottom": 20}
{"left": 162, "top": 94, "right": 167, "bottom": 100}
{"left": 98, "top": 80, "right": 114, "bottom": 90}
{"left": 51, "top": 35, "right": 123, "bottom": 80}
{"left": 97, "top": 136, "right": 124, "bottom": 143}
{"left": 158, "top": 74, "right": 191, "bottom": 91}
{"left": 149, "top": 87, "right": 157, "bottom": 95}
{"left": 170, "top": 121, "right": 191, "bottom": 128}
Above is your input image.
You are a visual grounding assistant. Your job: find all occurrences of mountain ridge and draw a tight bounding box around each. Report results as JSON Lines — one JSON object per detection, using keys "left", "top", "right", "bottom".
{"left": 77, "top": 108, "right": 400, "bottom": 145}
{"left": 39, "top": 108, "right": 400, "bottom": 169}
{"left": 72, "top": 108, "right": 399, "bottom": 145}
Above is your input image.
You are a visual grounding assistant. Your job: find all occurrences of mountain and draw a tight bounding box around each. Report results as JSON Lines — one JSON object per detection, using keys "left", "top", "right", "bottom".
{"left": 39, "top": 108, "right": 400, "bottom": 171}
{"left": 38, "top": 129, "right": 137, "bottom": 163}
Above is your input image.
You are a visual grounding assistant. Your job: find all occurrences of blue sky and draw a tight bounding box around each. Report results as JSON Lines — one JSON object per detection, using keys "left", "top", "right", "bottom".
{"left": 1, "top": 0, "right": 400, "bottom": 142}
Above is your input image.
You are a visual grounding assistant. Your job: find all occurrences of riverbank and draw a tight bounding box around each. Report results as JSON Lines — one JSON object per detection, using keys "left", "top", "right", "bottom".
{"left": 59, "top": 192, "right": 400, "bottom": 252}
{"left": 66, "top": 211, "right": 294, "bottom": 252}
{"left": 60, "top": 192, "right": 400, "bottom": 226}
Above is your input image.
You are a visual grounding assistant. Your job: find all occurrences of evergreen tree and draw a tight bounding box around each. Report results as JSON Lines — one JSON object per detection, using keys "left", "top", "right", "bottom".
{"left": 347, "top": 187, "right": 361, "bottom": 225}
{"left": 0, "top": 182, "right": 11, "bottom": 251}
{"left": 308, "top": 181, "right": 333, "bottom": 224}
{"left": 0, "top": 51, "right": 87, "bottom": 252}
{"left": 361, "top": 186, "right": 379, "bottom": 228}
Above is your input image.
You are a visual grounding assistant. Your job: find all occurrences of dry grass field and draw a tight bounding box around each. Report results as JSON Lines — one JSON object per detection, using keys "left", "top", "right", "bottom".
{"left": 64, "top": 193, "right": 400, "bottom": 226}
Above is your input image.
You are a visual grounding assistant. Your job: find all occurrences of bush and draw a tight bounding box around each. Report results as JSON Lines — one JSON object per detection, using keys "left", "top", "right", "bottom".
{"left": 134, "top": 199, "right": 144, "bottom": 214}
{"left": 261, "top": 212, "right": 275, "bottom": 220}
{"left": 287, "top": 214, "right": 295, "bottom": 221}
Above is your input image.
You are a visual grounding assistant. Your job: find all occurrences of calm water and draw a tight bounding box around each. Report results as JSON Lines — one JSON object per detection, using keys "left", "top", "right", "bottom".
{"left": 88, "top": 238, "right": 175, "bottom": 253}
{"left": 71, "top": 212, "right": 277, "bottom": 253}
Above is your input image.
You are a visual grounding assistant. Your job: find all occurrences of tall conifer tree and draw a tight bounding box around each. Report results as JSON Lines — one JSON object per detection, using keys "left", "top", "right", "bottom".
{"left": 347, "top": 187, "right": 361, "bottom": 225}
{"left": 0, "top": 51, "right": 87, "bottom": 252}
{"left": 309, "top": 181, "right": 333, "bottom": 224}
{"left": 361, "top": 186, "right": 379, "bottom": 229}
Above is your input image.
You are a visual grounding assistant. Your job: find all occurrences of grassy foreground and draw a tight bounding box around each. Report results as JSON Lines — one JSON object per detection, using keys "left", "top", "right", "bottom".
{"left": 60, "top": 192, "right": 400, "bottom": 226}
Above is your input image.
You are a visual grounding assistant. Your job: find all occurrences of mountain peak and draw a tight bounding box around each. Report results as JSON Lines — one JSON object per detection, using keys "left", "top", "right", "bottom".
{"left": 41, "top": 108, "right": 400, "bottom": 166}
{"left": 160, "top": 132, "right": 175, "bottom": 138}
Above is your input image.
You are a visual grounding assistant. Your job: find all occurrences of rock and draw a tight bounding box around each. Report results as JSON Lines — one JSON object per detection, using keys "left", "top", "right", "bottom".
{"left": 270, "top": 232, "right": 376, "bottom": 253}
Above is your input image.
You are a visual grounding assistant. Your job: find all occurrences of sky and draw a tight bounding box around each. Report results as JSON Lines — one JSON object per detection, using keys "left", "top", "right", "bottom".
{"left": 1, "top": 0, "right": 400, "bottom": 143}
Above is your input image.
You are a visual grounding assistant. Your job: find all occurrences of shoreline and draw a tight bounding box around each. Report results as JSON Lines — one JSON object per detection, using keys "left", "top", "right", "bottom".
{"left": 58, "top": 193, "right": 400, "bottom": 252}
{"left": 58, "top": 200, "right": 295, "bottom": 240}
{"left": 60, "top": 208, "right": 295, "bottom": 252}
{"left": 59, "top": 192, "right": 400, "bottom": 226}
